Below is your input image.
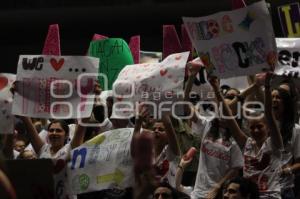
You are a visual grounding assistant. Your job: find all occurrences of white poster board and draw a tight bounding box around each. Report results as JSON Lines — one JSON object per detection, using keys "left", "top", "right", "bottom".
{"left": 68, "top": 128, "right": 134, "bottom": 194}
{"left": 0, "top": 73, "right": 16, "bottom": 134}
{"left": 12, "top": 55, "right": 99, "bottom": 119}
{"left": 183, "top": 1, "right": 277, "bottom": 78}
{"left": 112, "top": 52, "right": 189, "bottom": 118}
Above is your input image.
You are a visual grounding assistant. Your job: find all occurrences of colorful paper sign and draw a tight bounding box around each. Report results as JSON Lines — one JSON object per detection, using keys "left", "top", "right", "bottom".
{"left": 68, "top": 128, "right": 134, "bottom": 194}
{"left": 12, "top": 55, "right": 99, "bottom": 119}
{"left": 163, "top": 25, "right": 193, "bottom": 60}
{"left": 128, "top": 35, "right": 140, "bottom": 64}
{"left": 0, "top": 73, "right": 15, "bottom": 134}
{"left": 88, "top": 38, "right": 134, "bottom": 90}
{"left": 42, "top": 24, "right": 61, "bottom": 56}
{"left": 183, "top": 1, "right": 277, "bottom": 78}
{"left": 278, "top": 2, "right": 300, "bottom": 37}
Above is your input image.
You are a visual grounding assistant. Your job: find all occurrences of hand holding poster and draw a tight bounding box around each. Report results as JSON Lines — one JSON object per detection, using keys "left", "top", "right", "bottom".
{"left": 183, "top": 1, "right": 277, "bottom": 78}
{"left": 0, "top": 73, "right": 16, "bottom": 134}
{"left": 12, "top": 55, "right": 99, "bottom": 119}
{"left": 88, "top": 38, "right": 134, "bottom": 90}
{"left": 68, "top": 128, "right": 134, "bottom": 194}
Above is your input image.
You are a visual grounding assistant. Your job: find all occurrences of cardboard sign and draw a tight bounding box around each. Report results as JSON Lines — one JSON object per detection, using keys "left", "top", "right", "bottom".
{"left": 278, "top": 2, "right": 300, "bottom": 37}
{"left": 0, "top": 73, "right": 15, "bottom": 134}
{"left": 12, "top": 55, "right": 99, "bottom": 119}
{"left": 68, "top": 128, "right": 134, "bottom": 194}
{"left": 88, "top": 38, "right": 134, "bottom": 90}
{"left": 183, "top": 1, "right": 277, "bottom": 78}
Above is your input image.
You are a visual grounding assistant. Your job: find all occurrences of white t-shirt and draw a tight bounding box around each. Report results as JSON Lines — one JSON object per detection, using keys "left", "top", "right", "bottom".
{"left": 280, "top": 124, "right": 300, "bottom": 190}
{"left": 191, "top": 133, "right": 244, "bottom": 199}
{"left": 39, "top": 143, "right": 71, "bottom": 161}
{"left": 155, "top": 145, "right": 179, "bottom": 188}
{"left": 243, "top": 137, "right": 282, "bottom": 199}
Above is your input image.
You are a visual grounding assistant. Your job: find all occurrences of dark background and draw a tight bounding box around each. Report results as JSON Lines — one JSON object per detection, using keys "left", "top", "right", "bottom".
{"left": 0, "top": 0, "right": 298, "bottom": 73}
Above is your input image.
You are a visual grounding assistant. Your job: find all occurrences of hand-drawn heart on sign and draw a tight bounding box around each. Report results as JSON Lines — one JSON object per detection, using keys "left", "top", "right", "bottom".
{"left": 50, "top": 58, "right": 64, "bottom": 71}
{"left": 112, "top": 52, "right": 190, "bottom": 118}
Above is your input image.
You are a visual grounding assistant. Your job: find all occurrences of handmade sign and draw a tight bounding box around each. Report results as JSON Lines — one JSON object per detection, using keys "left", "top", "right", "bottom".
{"left": 278, "top": 2, "right": 300, "bottom": 37}
{"left": 275, "top": 38, "right": 300, "bottom": 77}
{"left": 163, "top": 24, "right": 193, "bottom": 60}
{"left": 88, "top": 38, "right": 134, "bottom": 90}
{"left": 183, "top": 1, "right": 277, "bottom": 78}
{"left": 12, "top": 55, "right": 99, "bottom": 119}
{"left": 272, "top": 38, "right": 300, "bottom": 88}
{"left": 91, "top": 34, "right": 140, "bottom": 64}
{"left": 0, "top": 73, "right": 15, "bottom": 134}
{"left": 68, "top": 128, "right": 134, "bottom": 194}
{"left": 112, "top": 52, "right": 189, "bottom": 118}
{"left": 42, "top": 24, "right": 61, "bottom": 56}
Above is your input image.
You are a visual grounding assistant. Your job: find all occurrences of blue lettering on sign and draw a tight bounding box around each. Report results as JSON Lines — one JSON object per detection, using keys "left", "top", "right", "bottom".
{"left": 71, "top": 148, "right": 87, "bottom": 170}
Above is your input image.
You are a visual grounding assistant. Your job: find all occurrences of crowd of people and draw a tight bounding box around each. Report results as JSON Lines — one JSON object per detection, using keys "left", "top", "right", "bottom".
{"left": 0, "top": 57, "right": 300, "bottom": 199}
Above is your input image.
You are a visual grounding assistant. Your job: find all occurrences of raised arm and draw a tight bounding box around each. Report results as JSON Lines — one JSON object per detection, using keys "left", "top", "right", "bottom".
{"left": 20, "top": 116, "right": 44, "bottom": 154}
{"left": 209, "top": 77, "right": 248, "bottom": 149}
{"left": 264, "top": 72, "right": 283, "bottom": 151}
{"left": 162, "top": 113, "right": 180, "bottom": 156}
{"left": 71, "top": 81, "right": 102, "bottom": 149}
{"left": 206, "top": 168, "right": 240, "bottom": 199}
{"left": 184, "top": 59, "right": 202, "bottom": 122}
{"left": 228, "top": 73, "right": 265, "bottom": 110}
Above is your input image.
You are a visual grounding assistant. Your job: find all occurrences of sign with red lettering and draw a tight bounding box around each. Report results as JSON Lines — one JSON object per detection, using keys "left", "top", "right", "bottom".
{"left": 12, "top": 55, "right": 99, "bottom": 119}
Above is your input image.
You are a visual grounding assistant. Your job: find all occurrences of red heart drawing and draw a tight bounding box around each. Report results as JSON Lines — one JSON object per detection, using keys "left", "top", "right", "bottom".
{"left": 175, "top": 55, "right": 182, "bottom": 60}
{"left": 50, "top": 58, "right": 64, "bottom": 71}
{"left": 160, "top": 69, "right": 168, "bottom": 76}
{"left": 0, "top": 76, "right": 8, "bottom": 91}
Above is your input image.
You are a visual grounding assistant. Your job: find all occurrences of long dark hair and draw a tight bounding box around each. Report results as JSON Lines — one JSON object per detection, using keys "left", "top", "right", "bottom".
{"left": 47, "top": 120, "right": 70, "bottom": 144}
{"left": 273, "top": 88, "right": 296, "bottom": 145}
{"left": 209, "top": 118, "right": 231, "bottom": 141}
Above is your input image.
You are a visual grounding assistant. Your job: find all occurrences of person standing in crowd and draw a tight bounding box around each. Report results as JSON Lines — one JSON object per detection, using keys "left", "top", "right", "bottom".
{"left": 209, "top": 72, "right": 283, "bottom": 199}
{"left": 270, "top": 81, "right": 300, "bottom": 199}
{"left": 223, "top": 177, "right": 260, "bottom": 199}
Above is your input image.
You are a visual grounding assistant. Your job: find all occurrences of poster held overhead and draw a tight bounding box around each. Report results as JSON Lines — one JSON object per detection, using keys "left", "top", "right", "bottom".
{"left": 12, "top": 55, "right": 99, "bottom": 119}
{"left": 278, "top": 3, "right": 300, "bottom": 38}
{"left": 42, "top": 24, "right": 61, "bottom": 56}
{"left": 88, "top": 38, "right": 134, "bottom": 90}
{"left": 183, "top": 1, "right": 277, "bottom": 79}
